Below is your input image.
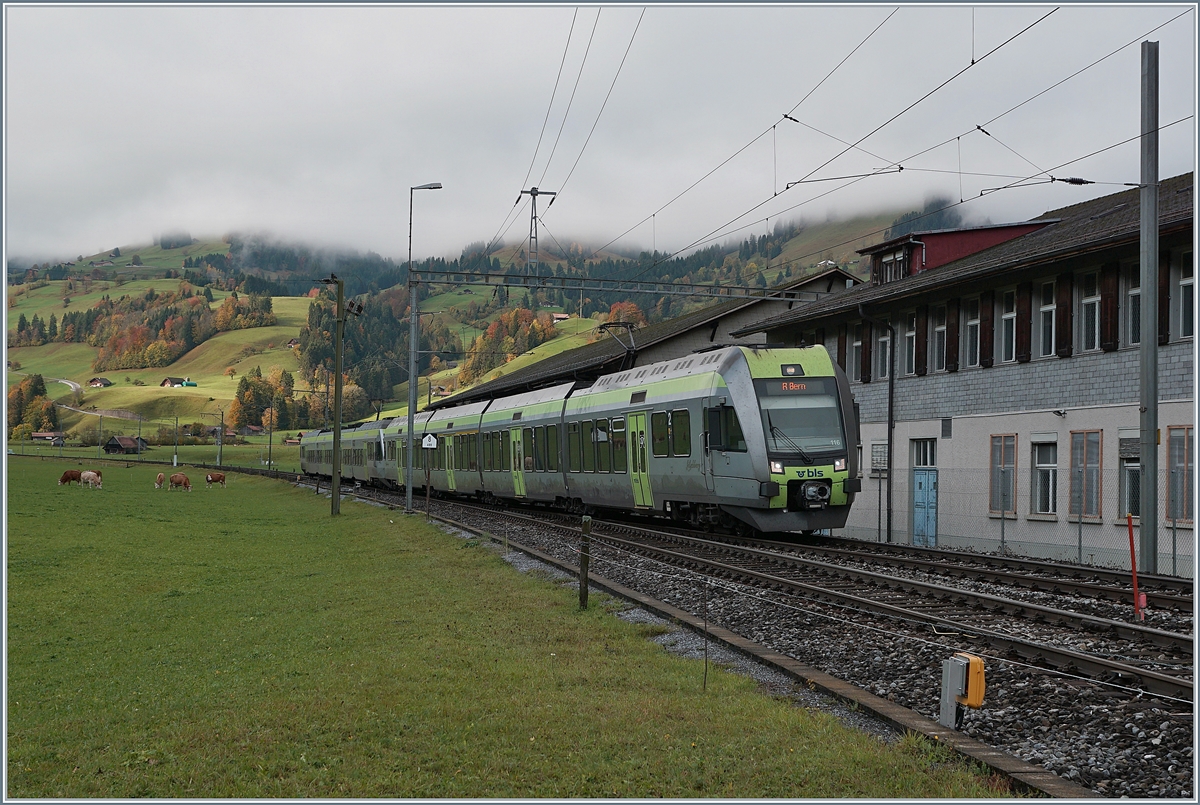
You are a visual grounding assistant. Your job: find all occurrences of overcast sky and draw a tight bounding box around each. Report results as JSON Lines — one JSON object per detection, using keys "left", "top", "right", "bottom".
{"left": 4, "top": 3, "right": 1196, "bottom": 266}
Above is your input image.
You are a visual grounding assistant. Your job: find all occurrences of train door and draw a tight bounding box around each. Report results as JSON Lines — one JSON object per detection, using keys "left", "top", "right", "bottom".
{"left": 510, "top": 427, "right": 526, "bottom": 497}
{"left": 911, "top": 439, "right": 937, "bottom": 546}
{"left": 701, "top": 398, "right": 717, "bottom": 492}
{"left": 445, "top": 435, "right": 457, "bottom": 492}
{"left": 627, "top": 412, "right": 653, "bottom": 508}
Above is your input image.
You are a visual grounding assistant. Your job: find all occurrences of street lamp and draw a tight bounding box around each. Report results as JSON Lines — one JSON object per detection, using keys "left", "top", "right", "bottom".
{"left": 407, "top": 181, "right": 442, "bottom": 514}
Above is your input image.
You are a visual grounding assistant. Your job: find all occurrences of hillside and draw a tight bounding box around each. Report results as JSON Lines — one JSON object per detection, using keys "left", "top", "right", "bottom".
{"left": 6, "top": 209, "right": 904, "bottom": 435}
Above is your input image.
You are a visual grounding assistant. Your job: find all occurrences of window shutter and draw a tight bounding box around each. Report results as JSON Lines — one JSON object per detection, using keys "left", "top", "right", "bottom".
{"left": 1016, "top": 282, "right": 1033, "bottom": 362}
{"left": 979, "top": 290, "right": 995, "bottom": 368}
{"left": 946, "top": 297, "right": 960, "bottom": 372}
{"left": 860, "top": 323, "right": 872, "bottom": 384}
{"left": 1159, "top": 250, "right": 1171, "bottom": 345}
{"left": 1055, "top": 272, "right": 1074, "bottom": 358}
{"left": 837, "top": 325, "right": 846, "bottom": 369}
{"left": 1100, "top": 262, "right": 1119, "bottom": 351}
{"left": 915, "top": 303, "right": 928, "bottom": 376}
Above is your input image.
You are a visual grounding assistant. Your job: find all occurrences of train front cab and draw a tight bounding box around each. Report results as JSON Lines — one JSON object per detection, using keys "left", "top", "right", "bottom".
{"left": 713, "top": 345, "right": 859, "bottom": 534}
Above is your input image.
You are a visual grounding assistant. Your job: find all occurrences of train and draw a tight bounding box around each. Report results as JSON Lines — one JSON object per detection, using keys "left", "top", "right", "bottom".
{"left": 300, "top": 344, "right": 861, "bottom": 535}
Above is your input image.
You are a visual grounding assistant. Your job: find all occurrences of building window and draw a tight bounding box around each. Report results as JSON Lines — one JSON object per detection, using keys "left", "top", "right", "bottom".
{"left": 1126, "top": 264, "right": 1141, "bottom": 346}
{"left": 1168, "top": 426, "right": 1193, "bottom": 522}
{"left": 912, "top": 438, "right": 936, "bottom": 467}
{"left": 1038, "top": 281, "right": 1056, "bottom": 358}
{"left": 876, "top": 320, "right": 890, "bottom": 379}
{"left": 1081, "top": 271, "right": 1101, "bottom": 351}
{"left": 1069, "top": 430, "right": 1101, "bottom": 518}
{"left": 963, "top": 298, "right": 980, "bottom": 367}
{"left": 1001, "top": 290, "right": 1017, "bottom": 362}
{"left": 1181, "top": 251, "right": 1194, "bottom": 339}
{"left": 1031, "top": 442, "right": 1057, "bottom": 514}
{"left": 990, "top": 434, "right": 1016, "bottom": 514}
{"left": 850, "top": 325, "right": 863, "bottom": 382}
{"left": 904, "top": 312, "right": 917, "bottom": 375}
{"left": 880, "top": 249, "right": 907, "bottom": 283}
{"left": 1119, "top": 457, "right": 1141, "bottom": 519}
{"left": 933, "top": 306, "right": 947, "bottom": 372}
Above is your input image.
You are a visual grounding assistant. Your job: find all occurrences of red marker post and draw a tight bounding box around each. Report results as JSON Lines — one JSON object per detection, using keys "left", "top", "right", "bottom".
{"left": 1127, "top": 513, "right": 1143, "bottom": 622}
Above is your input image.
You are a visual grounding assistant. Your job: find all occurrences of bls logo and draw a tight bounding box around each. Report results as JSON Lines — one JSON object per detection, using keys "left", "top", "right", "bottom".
{"left": 797, "top": 468, "right": 824, "bottom": 478}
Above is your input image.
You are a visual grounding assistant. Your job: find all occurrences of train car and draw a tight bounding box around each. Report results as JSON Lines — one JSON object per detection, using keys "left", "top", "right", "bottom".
{"left": 557, "top": 344, "right": 857, "bottom": 533}
{"left": 301, "top": 345, "right": 859, "bottom": 535}
{"left": 478, "top": 382, "right": 576, "bottom": 506}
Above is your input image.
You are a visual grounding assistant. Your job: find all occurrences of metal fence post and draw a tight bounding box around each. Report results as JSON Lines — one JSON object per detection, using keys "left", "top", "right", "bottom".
{"left": 999, "top": 467, "right": 1009, "bottom": 553}
{"left": 1075, "top": 467, "right": 1084, "bottom": 565}
{"left": 1169, "top": 469, "right": 1179, "bottom": 577}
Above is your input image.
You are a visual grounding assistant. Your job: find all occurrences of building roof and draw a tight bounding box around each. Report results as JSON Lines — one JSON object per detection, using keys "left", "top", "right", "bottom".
{"left": 430, "top": 266, "right": 858, "bottom": 408}
{"left": 731, "top": 173, "right": 1194, "bottom": 336}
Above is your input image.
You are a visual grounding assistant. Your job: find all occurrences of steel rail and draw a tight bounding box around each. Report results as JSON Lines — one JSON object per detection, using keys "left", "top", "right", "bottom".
{"left": 790, "top": 534, "right": 1195, "bottom": 597}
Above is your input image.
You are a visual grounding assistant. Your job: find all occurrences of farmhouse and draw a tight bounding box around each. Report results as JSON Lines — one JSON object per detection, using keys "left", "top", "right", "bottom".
{"left": 160, "top": 377, "right": 186, "bottom": 387}
{"left": 88, "top": 377, "right": 113, "bottom": 388}
{"left": 103, "top": 435, "right": 147, "bottom": 455}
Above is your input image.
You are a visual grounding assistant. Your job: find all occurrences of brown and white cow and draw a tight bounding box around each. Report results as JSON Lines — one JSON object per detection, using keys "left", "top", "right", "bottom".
{"left": 58, "top": 469, "right": 82, "bottom": 486}
{"left": 80, "top": 470, "right": 102, "bottom": 489}
{"left": 169, "top": 472, "right": 191, "bottom": 491}
{"left": 155, "top": 472, "right": 165, "bottom": 489}
{"left": 205, "top": 472, "right": 226, "bottom": 488}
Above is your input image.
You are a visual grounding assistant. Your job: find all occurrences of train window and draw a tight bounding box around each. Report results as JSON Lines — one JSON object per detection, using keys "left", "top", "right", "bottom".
{"left": 595, "top": 419, "right": 611, "bottom": 472}
{"left": 482, "top": 433, "right": 491, "bottom": 471}
{"left": 523, "top": 428, "right": 534, "bottom": 472}
{"left": 502, "top": 431, "right": 512, "bottom": 472}
{"left": 651, "top": 412, "right": 670, "bottom": 457}
{"left": 611, "top": 418, "right": 628, "bottom": 472}
{"left": 534, "top": 426, "right": 546, "bottom": 472}
{"left": 468, "top": 433, "right": 478, "bottom": 471}
{"left": 582, "top": 421, "right": 595, "bottom": 471}
{"left": 671, "top": 409, "right": 691, "bottom": 457}
{"left": 567, "top": 423, "right": 581, "bottom": 472}
{"left": 707, "top": 406, "right": 747, "bottom": 452}
{"left": 547, "top": 424, "right": 559, "bottom": 472}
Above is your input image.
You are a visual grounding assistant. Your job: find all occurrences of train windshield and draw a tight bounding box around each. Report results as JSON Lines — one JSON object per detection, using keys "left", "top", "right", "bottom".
{"left": 754, "top": 377, "right": 845, "bottom": 455}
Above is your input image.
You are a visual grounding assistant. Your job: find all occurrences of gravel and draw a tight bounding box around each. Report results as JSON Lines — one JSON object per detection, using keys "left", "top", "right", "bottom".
{"left": 430, "top": 504, "right": 1196, "bottom": 799}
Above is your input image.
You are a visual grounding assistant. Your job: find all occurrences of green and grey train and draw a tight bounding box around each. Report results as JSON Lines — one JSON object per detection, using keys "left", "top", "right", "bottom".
{"left": 300, "top": 345, "right": 861, "bottom": 535}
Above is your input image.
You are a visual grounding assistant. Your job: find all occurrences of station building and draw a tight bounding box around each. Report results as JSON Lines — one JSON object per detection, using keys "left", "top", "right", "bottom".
{"left": 734, "top": 174, "right": 1195, "bottom": 573}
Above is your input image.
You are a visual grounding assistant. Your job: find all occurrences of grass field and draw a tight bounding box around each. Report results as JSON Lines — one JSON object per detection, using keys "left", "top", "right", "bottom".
{"left": 6, "top": 457, "right": 1006, "bottom": 798}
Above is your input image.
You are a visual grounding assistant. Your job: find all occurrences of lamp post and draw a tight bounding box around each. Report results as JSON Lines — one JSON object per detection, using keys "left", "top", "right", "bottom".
{"left": 407, "top": 181, "right": 442, "bottom": 514}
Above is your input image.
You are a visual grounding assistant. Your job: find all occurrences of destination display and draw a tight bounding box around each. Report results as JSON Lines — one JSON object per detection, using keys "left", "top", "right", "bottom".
{"left": 756, "top": 376, "right": 837, "bottom": 396}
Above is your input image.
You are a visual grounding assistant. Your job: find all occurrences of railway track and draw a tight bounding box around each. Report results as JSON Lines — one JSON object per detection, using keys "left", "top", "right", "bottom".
{"left": 437, "top": 500, "right": 1192, "bottom": 701}
{"left": 783, "top": 534, "right": 1194, "bottom": 611}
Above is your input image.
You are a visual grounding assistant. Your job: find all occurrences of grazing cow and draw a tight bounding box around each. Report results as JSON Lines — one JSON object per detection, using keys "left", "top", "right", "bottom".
{"left": 155, "top": 472, "right": 165, "bottom": 489}
{"left": 205, "top": 472, "right": 226, "bottom": 488}
{"left": 58, "top": 469, "right": 82, "bottom": 486}
{"left": 169, "top": 473, "right": 191, "bottom": 492}
{"left": 80, "top": 470, "right": 102, "bottom": 489}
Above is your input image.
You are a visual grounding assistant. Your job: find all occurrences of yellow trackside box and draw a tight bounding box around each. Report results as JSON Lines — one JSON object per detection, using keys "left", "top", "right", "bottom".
{"left": 953, "top": 652, "right": 986, "bottom": 708}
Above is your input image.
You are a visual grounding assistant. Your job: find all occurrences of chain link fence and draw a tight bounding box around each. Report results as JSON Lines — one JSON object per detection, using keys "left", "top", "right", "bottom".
{"left": 840, "top": 466, "right": 1193, "bottom": 578}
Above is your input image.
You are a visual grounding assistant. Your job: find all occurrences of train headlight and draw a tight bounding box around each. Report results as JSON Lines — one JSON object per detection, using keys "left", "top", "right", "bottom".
{"left": 770, "top": 460, "right": 784, "bottom": 474}
{"left": 834, "top": 458, "right": 846, "bottom": 472}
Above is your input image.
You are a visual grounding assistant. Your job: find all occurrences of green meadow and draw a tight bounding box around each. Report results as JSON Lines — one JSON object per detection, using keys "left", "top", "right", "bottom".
{"left": 6, "top": 457, "right": 1006, "bottom": 798}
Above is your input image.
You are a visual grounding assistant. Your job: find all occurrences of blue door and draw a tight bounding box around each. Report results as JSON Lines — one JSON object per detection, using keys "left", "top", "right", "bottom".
{"left": 912, "top": 468, "right": 938, "bottom": 546}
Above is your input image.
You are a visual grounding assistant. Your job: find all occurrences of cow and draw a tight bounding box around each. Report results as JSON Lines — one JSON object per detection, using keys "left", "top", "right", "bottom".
{"left": 58, "top": 469, "right": 82, "bottom": 486}
{"left": 80, "top": 470, "right": 102, "bottom": 489}
{"left": 169, "top": 473, "right": 191, "bottom": 492}
{"left": 155, "top": 472, "right": 165, "bottom": 489}
{"left": 205, "top": 472, "right": 226, "bottom": 488}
